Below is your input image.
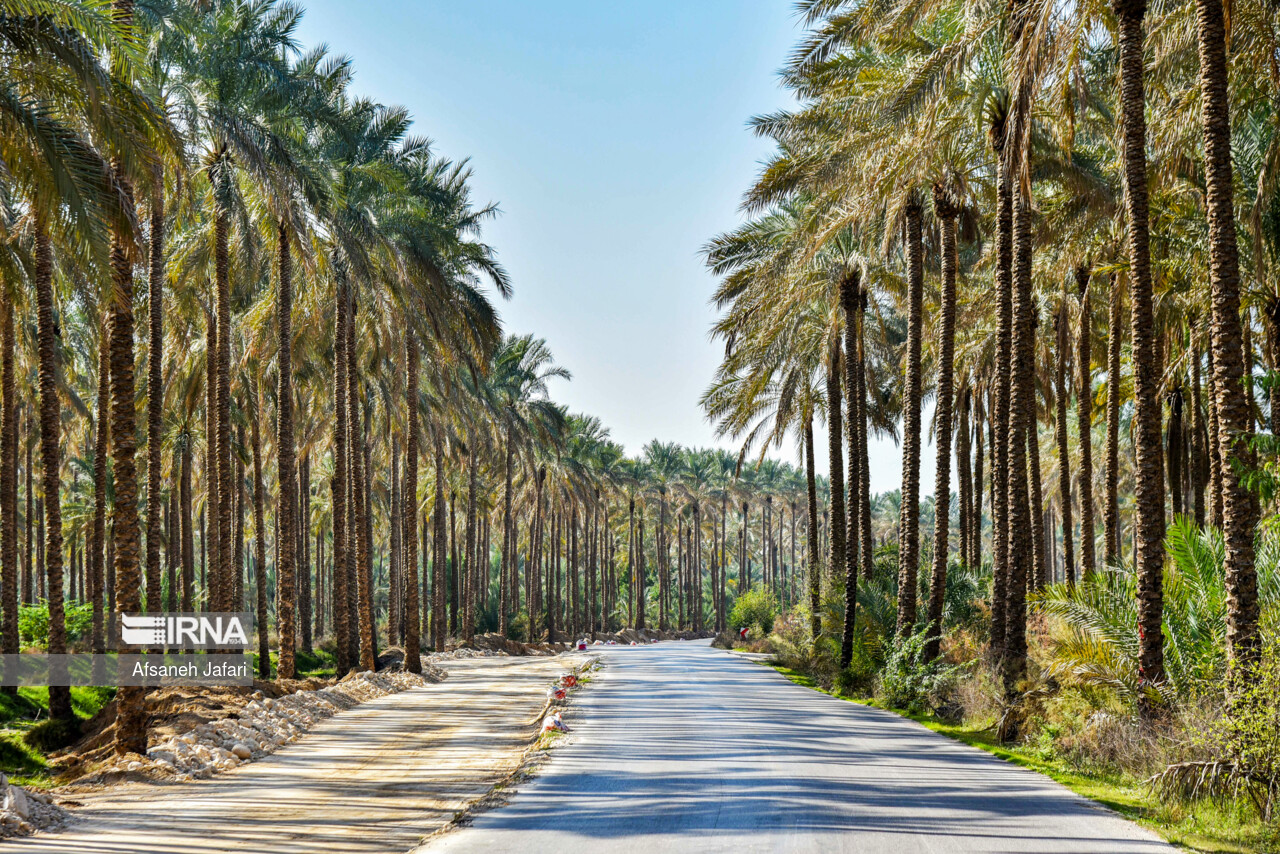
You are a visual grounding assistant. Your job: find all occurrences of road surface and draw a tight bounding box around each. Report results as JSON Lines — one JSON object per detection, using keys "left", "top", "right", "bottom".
{"left": 428, "top": 641, "right": 1173, "bottom": 854}
{"left": 8, "top": 655, "right": 584, "bottom": 854}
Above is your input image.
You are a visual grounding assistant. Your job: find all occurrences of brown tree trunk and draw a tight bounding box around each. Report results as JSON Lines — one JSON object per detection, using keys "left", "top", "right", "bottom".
{"left": 1076, "top": 267, "right": 1097, "bottom": 578}
{"left": 499, "top": 427, "right": 514, "bottom": 636}
{"left": 1004, "top": 187, "right": 1035, "bottom": 693}
{"left": 1196, "top": 0, "right": 1259, "bottom": 678}
{"left": 925, "top": 190, "right": 958, "bottom": 661}
{"left": 1105, "top": 273, "right": 1123, "bottom": 565}
{"left": 181, "top": 435, "right": 193, "bottom": 613}
{"left": 0, "top": 291, "right": 17, "bottom": 678}
{"left": 275, "top": 221, "right": 298, "bottom": 677}
{"left": 971, "top": 393, "right": 985, "bottom": 572}
{"left": 34, "top": 222, "right": 72, "bottom": 722}
{"left": 251, "top": 378, "right": 270, "bottom": 679}
{"left": 433, "top": 436, "right": 446, "bottom": 650}
{"left": 1055, "top": 291, "right": 1075, "bottom": 585}
{"left": 1115, "top": 0, "right": 1166, "bottom": 719}
{"left": 825, "top": 335, "right": 845, "bottom": 631}
{"left": 347, "top": 292, "right": 374, "bottom": 671}
{"left": 331, "top": 274, "right": 352, "bottom": 675}
{"left": 839, "top": 269, "right": 862, "bottom": 666}
{"left": 403, "top": 336, "right": 421, "bottom": 670}
{"left": 896, "top": 195, "right": 924, "bottom": 637}
{"left": 146, "top": 176, "right": 163, "bottom": 621}
{"left": 300, "top": 455, "right": 312, "bottom": 653}
{"left": 990, "top": 116, "right": 1014, "bottom": 658}
{"left": 804, "top": 414, "right": 821, "bottom": 638}
{"left": 214, "top": 200, "right": 232, "bottom": 617}
{"left": 1191, "top": 342, "right": 1207, "bottom": 528}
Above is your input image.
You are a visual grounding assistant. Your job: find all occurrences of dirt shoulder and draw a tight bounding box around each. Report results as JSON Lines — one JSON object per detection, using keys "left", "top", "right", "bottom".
{"left": 5, "top": 653, "right": 591, "bottom": 854}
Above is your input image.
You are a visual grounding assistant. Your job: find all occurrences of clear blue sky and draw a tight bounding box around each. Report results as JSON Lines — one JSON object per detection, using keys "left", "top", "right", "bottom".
{"left": 296, "top": 1, "right": 929, "bottom": 493}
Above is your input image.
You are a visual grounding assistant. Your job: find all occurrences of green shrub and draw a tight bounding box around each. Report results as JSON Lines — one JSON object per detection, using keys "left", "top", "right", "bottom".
{"left": 729, "top": 585, "right": 778, "bottom": 639}
{"left": 1153, "top": 635, "right": 1280, "bottom": 822}
{"left": 23, "top": 717, "right": 81, "bottom": 753}
{"left": 18, "top": 602, "right": 94, "bottom": 650}
{"left": 878, "top": 624, "right": 968, "bottom": 715}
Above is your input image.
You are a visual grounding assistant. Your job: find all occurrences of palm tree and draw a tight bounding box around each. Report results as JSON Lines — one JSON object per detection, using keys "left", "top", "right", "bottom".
{"left": 1076, "top": 266, "right": 1096, "bottom": 579}
{"left": 485, "top": 335, "right": 568, "bottom": 636}
{"left": 1112, "top": 0, "right": 1166, "bottom": 719}
{"left": 925, "top": 184, "right": 960, "bottom": 661}
{"left": 895, "top": 193, "right": 925, "bottom": 639}
{"left": 1194, "top": 0, "right": 1259, "bottom": 679}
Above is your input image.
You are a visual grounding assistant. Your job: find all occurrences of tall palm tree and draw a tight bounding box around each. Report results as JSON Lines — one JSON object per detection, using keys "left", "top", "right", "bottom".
{"left": 1112, "top": 0, "right": 1166, "bottom": 719}
{"left": 1194, "top": 0, "right": 1259, "bottom": 679}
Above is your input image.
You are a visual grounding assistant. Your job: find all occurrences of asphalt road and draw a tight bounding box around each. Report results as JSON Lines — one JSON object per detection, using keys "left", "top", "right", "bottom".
{"left": 428, "top": 640, "right": 1174, "bottom": 854}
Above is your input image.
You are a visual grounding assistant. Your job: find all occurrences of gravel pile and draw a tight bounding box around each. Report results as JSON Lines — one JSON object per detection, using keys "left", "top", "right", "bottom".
{"left": 0, "top": 774, "right": 68, "bottom": 839}
{"left": 94, "top": 666, "right": 446, "bottom": 783}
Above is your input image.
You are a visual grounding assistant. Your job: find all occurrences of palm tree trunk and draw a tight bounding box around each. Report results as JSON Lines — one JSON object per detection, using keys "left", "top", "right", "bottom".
{"left": 839, "top": 269, "right": 861, "bottom": 667}
{"left": 401, "top": 336, "right": 421, "bottom": 669}
{"left": 1115, "top": 0, "right": 1166, "bottom": 719}
{"left": 1004, "top": 187, "right": 1035, "bottom": 693}
{"left": 300, "top": 456, "right": 312, "bottom": 652}
{"left": 433, "top": 436, "right": 446, "bottom": 650}
{"left": 251, "top": 378, "right": 270, "bottom": 679}
{"left": 452, "top": 490, "right": 460, "bottom": 638}
{"left": 347, "top": 294, "right": 374, "bottom": 671}
{"left": 896, "top": 195, "right": 924, "bottom": 637}
{"left": 275, "top": 221, "right": 298, "bottom": 677}
{"left": 0, "top": 293, "right": 17, "bottom": 684}
{"left": 34, "top": 222, "right": 72, "bottom": 722}
{"left": 389, "top": 443, "right": 401, "bottom": 645}
{"left": 331, "top": 274, "right": 352, "bottom": 675}
{"left": 214, "top": 202, "right": 232, "bottom": 617}
{"left": 825, "top": 335, "right": 845, "bottom": 634}
{"left": 971, "top": 393, "right": 985, "bottom": 573}
{"left": 1191, "top": 342, "right": 1207, "bottom": 528}
{"left": 146, "top": 176, "right": 163, "bottom": 624}
{"left": 464, "top": 449, "right": 476, "bottom": 641}
{"left": 802, "top": 414, "right": 821, "bottom": 638}
{"left": 926, "top": 191, "right": 958, "bottom": 661}
{"left": 24, "top": 425, "right": 32, "bottom": 607}
{"left": 958, "top": 384, "right": 972, "bottom": 573}
{"left": 233, "top": 428, "right": 245, "bottom": 611}
{"left": 1105, "top": 273, "right": 1123, "bottom": 565}
{"left": 1056, "top": 293, "right": 1075, "bottom": 585}
{"left": 990, "top": 116, "right": 1014, "bottom": 658}
{"left": 1028, "top": 397, "right": 1046, "bottom": 590}
{"left": 1196, "top": 0, "right": 1259, "bottom": 677}
{"left": 499, "top": 426, "right": 514, "bottom": 636}
{"left": 1075, "top": 267, "right": 1097, "bottom": 578}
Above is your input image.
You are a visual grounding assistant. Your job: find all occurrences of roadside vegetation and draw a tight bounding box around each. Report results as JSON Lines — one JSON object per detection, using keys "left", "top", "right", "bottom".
{"left": 703, "top": 0, "right": 1280, "bottom": 848}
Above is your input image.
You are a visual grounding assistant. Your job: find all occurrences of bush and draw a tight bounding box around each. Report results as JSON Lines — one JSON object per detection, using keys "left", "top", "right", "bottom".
{"left": 23, "top": 717, "right": 81, "bottom": 753}
{"left": 729, "top": 585, "right": 778, "bottom": 639}
{"left": 19, "top": 602, "right": 94, "bottom": 650}
{"left": 877, "top": 624, "right": 968, "bottom": 715}
{"left": 1153, "top": 635, "right": 1280, "bottom": 822}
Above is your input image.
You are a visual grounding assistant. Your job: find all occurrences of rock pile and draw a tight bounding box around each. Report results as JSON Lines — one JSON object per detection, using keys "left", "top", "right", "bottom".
{"left": 0, "top": 774, "right": 67, "bottom": 839}
{"left": 94, "top": 666, "right": 445, "bottom": 783}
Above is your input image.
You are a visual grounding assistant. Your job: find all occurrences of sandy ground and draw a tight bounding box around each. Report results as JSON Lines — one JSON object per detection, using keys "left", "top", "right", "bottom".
{"left": 4, "top": 654, "right": 586, "bottom": 854}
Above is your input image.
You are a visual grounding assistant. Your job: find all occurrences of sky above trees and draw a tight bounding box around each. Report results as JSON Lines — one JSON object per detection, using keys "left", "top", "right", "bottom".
{"left": 294, "top": 0, "right": 940, "bottom": 492}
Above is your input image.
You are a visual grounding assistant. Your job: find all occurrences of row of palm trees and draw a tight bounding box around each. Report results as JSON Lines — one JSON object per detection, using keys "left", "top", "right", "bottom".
{"left": 1, "top": 0, "right": 835, "bottom": 758}
{"left": 705, "top": 0, "right": 1276, "bottom": 714}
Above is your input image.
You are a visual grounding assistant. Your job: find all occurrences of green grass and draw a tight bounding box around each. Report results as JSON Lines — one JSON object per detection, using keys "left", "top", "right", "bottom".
{"left": 0, "top": 685, "right": 115, "bottom": 789}
{"left": 247, "top": 646, "right": 338, "bottom": 679}
{"left": 766, "top": 663, "right": 1276, "bottom": 854}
